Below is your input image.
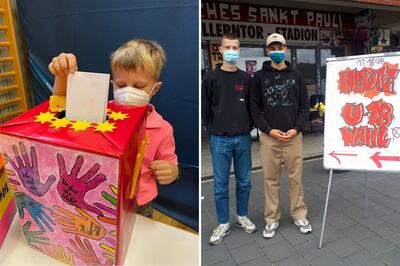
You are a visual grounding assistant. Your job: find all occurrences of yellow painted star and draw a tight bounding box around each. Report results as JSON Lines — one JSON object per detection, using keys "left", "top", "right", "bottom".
{"left": 70, "top": 120, "right": 92, "bottom": 132}
{"left": 94, "top": 121, "right": 116, "bottom": 133}
{"left": 109, "top": 111, "right": 128, "bottom": 121}
{"left": 50, "top": 118, "right": 70, "bottom": 129}
{"left": 35, "top": 112, "right": 56, "bottom": 124}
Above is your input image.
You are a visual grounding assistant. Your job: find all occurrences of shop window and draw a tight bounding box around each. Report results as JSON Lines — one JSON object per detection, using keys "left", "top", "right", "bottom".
{"left": 240, "top": 47, "right": 264, "bottom": 57}
{"left": 201, "top": 42, "right": 210, "bottom": 79}
{"left": 295, "top": 48, "right": 316, "bottom": 96}
{"left": 296, "top": 48, "right": 316, "bottom": 85}
{"left": 320, "top": 49, "right": 335, "bottom": 94}
{"left": 285, "top": 48, "right": 292, "bottom": 63}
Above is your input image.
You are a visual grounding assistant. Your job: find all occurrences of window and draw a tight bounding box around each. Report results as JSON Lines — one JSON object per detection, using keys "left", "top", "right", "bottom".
{"left": 320, "top": 49, "right": 335, "bottom": 94}
{"left": 296, "top": 48, "right": 316, "bottom": 85}
{"left": 284, "top": 48, "right": 292, "bottom": 63}
{"left": 240, "top": 47, "right": 264, "bottom": 57}
{"left": 201, "top": 42, "right": 210, "bottom": 79}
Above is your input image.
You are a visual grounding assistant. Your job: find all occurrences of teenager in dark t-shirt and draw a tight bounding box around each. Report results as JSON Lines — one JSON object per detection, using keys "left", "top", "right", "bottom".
{"left": 202, "top": 33, "right": 256, "bottom": 245}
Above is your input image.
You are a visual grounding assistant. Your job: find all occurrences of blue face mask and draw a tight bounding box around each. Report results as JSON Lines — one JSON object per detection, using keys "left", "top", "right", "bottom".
{"left": 222, "top": 50, "right": 239, "bottom": 64}
{"left": 269, "top": 51, "right": 285, "bottom": 64}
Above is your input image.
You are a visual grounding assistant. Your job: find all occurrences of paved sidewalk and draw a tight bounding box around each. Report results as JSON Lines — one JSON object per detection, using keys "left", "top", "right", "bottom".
{"left": 202, "top": 158, "right": 400, "bottom": 266}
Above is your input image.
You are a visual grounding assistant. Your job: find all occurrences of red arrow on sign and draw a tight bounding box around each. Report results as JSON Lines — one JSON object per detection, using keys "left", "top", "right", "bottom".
{"left": 370, "top": 152, "right": 400, "bottom": 168}
{"left": 329, "top": 151, "right": 358, "bottom": 164}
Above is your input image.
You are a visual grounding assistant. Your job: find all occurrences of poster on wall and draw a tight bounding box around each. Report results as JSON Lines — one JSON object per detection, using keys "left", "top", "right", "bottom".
{"left": 208, "top": 42, "right": 222, "bottom": 69}
{"left": 323, "top": 52, "right": 400, "bottom": 171}
{"left": 237, "top": 57, "right": 268, "bottom": 76}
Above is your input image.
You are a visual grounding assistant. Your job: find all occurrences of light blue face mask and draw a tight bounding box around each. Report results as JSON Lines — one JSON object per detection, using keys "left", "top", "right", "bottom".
{"left": 269, "top": 51, "right": 285, "bottom": 64}
{"left": 222, "top": 50, "right": 240, "bottom": 64}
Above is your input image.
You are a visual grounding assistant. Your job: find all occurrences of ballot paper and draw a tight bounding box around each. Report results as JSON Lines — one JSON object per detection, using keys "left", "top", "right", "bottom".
{"left": 66, "top": 71, "right": 110, "bottom": 123}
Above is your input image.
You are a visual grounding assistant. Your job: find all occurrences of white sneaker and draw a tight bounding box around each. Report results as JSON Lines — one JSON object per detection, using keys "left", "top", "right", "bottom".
{"left": 209, "top": 223, "right": 231, "bottom": 245}
{"left": 294, "top": 218, "right": 312, "bottom": 234}
{"left": 236, "top": 215, "right": 257, "bottom": 233}
{"left": 263, "top": 222, "right": 279, "bottom": 239}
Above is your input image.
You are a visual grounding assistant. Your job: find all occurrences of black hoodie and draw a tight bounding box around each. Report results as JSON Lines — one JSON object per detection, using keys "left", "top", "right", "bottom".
{"left": 250, "top": 61, "right": 309, "bottom": 134}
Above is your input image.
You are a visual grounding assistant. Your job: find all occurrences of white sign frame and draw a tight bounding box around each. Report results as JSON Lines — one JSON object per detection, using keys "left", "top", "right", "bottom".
{"left": 323, "top": 52, "right": 400, "bottom": 172}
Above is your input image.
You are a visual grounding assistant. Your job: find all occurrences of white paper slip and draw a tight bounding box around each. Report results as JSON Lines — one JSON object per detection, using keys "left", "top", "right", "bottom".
{"left": 66, "top": 71, "right": 110, "bottom": 123}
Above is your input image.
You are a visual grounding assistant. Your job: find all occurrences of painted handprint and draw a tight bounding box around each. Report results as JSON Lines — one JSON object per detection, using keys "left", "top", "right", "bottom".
{"left": 4, "top": 142, "right": 56, "bottom": 196}
{"left": 51, "top": 154, "right": 106, "bottom": 215}
{"left": 8, "top": 178, "right": 20, "bottom": 192}
{"left": 43, "top": 245, "right": 75, "bottom": 265}
{"left": 3, "top": 157, "right": 20, "bottom": 191}
{"left": 100, "top": 237, "right": 116, "bottom": 262}
{"left": 15, "top": 192, "right": 55, "bottom": 232}
{"left": 4, "top": 168, "right": 16, "bottom": 177}
{"left": 95, "top": 185, "right": 117, "bottom": 226}
{"left": 95, "top": 185, "right": 117, "bottom": 260}
{"left": 22, "top": 220, "right": 50, "bottom": 250}
{"left": 67, "top": 236, "right": 100, "bottom": 265}
{"left": 51, "top": 205, "right": 106, "bottom": 240}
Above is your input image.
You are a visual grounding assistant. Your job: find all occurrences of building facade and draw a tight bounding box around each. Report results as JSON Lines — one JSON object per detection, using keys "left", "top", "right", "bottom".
{"left": 201, "top": 0, "right": 400, "bottom": 97}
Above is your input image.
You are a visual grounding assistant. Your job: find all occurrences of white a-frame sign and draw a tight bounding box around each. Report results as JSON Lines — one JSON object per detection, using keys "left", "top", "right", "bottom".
{"left": 320, "top": 52, "right": 400, "bottom": 248}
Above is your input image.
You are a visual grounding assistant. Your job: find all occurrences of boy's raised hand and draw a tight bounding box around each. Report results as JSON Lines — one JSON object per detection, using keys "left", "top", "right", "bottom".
{"left": 149, "top": 160, "right": 178, "bottom": 185}
{"left": 48, "top": 53, "right": 78, "bottom": 76}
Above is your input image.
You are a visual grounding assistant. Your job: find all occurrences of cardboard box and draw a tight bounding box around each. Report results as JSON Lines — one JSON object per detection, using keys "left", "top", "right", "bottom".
{"left": 0, "top": 100, "right": 147, "bottom": 265}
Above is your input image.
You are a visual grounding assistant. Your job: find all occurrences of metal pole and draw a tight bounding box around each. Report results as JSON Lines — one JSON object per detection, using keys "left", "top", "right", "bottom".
{"left": 319, "top": 169, "right": 333, "bottom": 249}
{"left": 364, "top": 172, "right": 368, "bottom": 218}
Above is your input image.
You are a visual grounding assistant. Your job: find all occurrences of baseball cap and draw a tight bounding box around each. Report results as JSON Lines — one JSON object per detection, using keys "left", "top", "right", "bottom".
{"left": 266, "top": 33, "right": 286, "bottom": 46}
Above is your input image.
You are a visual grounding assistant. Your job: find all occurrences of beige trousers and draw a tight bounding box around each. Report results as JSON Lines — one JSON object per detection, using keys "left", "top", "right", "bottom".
{"left": 260, "top": 132, "right": 307, "bottom": 224}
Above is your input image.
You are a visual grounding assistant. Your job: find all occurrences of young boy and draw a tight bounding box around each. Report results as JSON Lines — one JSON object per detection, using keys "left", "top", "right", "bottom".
{"left": 48, "top": 39, "right": 179, "bottom": 217}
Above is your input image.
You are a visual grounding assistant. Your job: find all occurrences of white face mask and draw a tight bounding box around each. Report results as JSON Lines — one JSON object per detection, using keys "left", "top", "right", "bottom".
{"left": 113, "top": 85, "right": 156, "bottom": 106}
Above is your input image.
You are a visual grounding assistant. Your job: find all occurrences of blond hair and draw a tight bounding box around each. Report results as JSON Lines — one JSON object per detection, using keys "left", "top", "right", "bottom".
{"left": 110, "top": 39, "right": 166, "bottom": 80}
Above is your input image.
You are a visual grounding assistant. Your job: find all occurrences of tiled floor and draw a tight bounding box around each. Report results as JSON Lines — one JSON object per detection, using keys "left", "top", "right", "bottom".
{"left": 202, "top": 159, "right": 400, "bottom": 265}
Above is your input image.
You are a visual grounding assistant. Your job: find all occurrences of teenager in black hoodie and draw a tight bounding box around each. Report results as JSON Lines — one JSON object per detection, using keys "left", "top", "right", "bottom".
{"left": 250, "top": 33, "right": 312, "bottom": 239}
{"left": 202, "top": 33, "right": 256, "bottom": 246}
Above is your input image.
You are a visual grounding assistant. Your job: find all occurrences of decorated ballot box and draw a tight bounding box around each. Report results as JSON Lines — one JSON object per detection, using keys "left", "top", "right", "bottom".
{"left": 0, "top": 99, "right": 147, "bottom": 265}
{"left": 0, "top": 154, "right": 16, "bottom": 248}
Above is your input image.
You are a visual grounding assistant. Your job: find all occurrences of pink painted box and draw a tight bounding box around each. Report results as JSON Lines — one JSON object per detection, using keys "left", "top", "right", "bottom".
{"left": 0, "top": 100, "right": 147, "bottom": 265}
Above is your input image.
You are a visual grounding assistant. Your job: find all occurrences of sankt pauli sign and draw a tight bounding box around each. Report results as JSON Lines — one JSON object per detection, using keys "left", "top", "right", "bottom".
{"left": 201, "top": 1, "right": 355, "bottom": 45}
